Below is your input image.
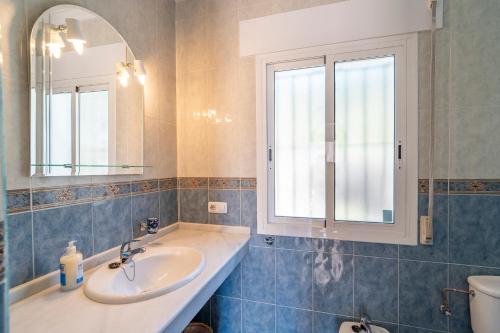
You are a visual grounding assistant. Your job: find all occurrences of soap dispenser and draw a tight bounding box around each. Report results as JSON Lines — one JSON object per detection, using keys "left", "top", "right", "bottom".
{"left": 60, "top": 240, "right": 84, "bottom": 290}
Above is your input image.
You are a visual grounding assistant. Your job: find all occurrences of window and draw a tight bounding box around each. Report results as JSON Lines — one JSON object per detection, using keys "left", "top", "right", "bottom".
{"left": 43, "top": 77, "right": 116, "bottom": 176}
{"left": 257, "top": 34, "right": 418, "bottom": 245}
{"left": 78, "top": 87, "right": 110, "bottom": 175}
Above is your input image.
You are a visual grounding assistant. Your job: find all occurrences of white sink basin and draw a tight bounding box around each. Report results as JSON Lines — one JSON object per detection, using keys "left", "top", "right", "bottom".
{"left": 84, "top": 246, "right": 205, "bottom": 304}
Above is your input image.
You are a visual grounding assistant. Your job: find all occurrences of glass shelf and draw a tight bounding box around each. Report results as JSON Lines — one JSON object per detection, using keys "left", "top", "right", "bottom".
{"left": 31, "top": 164, "right": 152, "bottom": 168}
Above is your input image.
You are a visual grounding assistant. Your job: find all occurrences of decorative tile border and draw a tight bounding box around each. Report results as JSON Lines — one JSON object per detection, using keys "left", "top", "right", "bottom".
{"left": 159, "top": 178, "right": 177, "bottom": 191}
{"left": 0, "top": 222, "right": 4, "bottom": 281}
{"left": 92, "top": 182, "right": 131, "bottom": 201}
{"left": 418, "top": 179, "right": 500, "bottom": 194}
{"left": 32, "top": 185, "right": 93, "bottom": 210}
{"left": 7, "top": 189, "right": 31, "bottom": 214}
{"left": 7, "top": 177, "right": 500, "bottom": 213}
{"left": 241, "top": 178, "right": 257, "bottom": 190}
{"left": 179, "top": 177, "right": 208, "bottom": 189}
{"left": 209, "top": 177, "right": 240, "bottom": 189}
{"left": 131, "top": 180, "right": 159, "bottom": 194}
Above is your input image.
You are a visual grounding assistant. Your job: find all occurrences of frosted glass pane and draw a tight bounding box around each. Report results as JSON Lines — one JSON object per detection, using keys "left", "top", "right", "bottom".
{"left": 334, "top": 56, "right": 394, "bottom": 223}
{"left": 48, "top": 92, "right": 72, "bottom": 176}
{"left": 79, "top": 90, "right": 109, "bottom": 175}
{"left": 274, "top": 66, "right": 325, "bottom": 219}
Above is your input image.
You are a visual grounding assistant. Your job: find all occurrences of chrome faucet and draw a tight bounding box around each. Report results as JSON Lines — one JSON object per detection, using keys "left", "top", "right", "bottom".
{"left": 120, "top": 239, "right": 145, "bottom": 264}
{"left": 360, "top": 314, "right": 373, "bottom": 333}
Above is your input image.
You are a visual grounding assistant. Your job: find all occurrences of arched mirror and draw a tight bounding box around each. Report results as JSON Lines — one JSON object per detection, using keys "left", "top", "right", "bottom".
{"left": 30, "top": 5, "right": 146, "bottom": 177}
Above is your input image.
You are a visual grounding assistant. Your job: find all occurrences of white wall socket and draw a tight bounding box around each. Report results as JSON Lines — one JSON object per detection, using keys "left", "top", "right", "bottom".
{"left": 208, "top": 202, "right": 227, "bottom": 214}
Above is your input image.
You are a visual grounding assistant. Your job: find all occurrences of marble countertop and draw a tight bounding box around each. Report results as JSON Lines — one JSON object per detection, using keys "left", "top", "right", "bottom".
{"left": 10, "top": 223, "right": 250, "bottom": 333}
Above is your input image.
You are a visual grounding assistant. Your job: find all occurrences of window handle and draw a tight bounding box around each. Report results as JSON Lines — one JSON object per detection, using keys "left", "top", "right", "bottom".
{"left": 397, "top": 141, "right": 403, "bottom": 170}
{"left": 268, "top": 147, "right": 273, "bottom": 162}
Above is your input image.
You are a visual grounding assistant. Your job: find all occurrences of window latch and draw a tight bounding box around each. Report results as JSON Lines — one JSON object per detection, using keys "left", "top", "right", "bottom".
{"left": 268, "top": 147, "right": 272, "bottom": 162}
{"left": 397, "top": 141, "right": 403, "bottom": 169}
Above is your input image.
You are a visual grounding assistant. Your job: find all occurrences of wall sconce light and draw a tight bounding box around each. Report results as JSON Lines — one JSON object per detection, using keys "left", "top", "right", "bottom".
{"left": 46, "top": 29, "right": 65, "bottom": 59}
{"left": 116, "top": 63, "right": 130, "bottom": 87}
{"left": 116, "top": 60, "right": 147, "bottom": 87}
{"left": 65, "top": 18, "right": 86, "bottom": 55}
{"left": 134, "top": 60, "right": 147, "bottom": 85}
{"left": 46, "top": 18, "right": 87, "bottom": 58}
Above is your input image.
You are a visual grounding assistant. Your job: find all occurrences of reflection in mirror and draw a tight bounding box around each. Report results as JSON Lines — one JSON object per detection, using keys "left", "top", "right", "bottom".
{"left": 30, "top": 5, "right": 146, "bottom": 177}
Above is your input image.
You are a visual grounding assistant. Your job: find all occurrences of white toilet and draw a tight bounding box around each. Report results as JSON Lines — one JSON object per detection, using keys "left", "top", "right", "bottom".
{"left": 467, "top": 275, "right": 500, "bottom": 332}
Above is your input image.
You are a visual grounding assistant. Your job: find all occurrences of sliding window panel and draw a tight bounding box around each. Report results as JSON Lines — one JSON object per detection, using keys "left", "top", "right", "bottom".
{"left": 334, "top": 56, "right": 395, "bottom": 223}
{"left": 270, "top": 61, "right": 326, "bottom": 220}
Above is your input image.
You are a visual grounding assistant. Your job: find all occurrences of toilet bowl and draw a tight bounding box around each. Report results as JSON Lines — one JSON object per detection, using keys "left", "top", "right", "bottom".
{"left": 339, "top": 321, "right": 389, "bottom": 333}
{"left": 467, "top": 275, "right": 500, "bottom": 333}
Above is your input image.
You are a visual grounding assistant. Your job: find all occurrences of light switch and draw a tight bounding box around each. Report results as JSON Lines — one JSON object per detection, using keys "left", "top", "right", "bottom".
{"left": 208, "top": 201, "right": 227, "bottom": 214}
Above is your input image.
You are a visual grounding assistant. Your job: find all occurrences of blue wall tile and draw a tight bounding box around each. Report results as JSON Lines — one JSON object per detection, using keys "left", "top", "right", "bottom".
{"left": 400, "top": 194, "right": 449, "bottom": 262}
{"left": 276, "top": 236, "right": 313, "bottom": 251}
{"left": 313, "top": 253, "right": 353, "bottom": 316}
{"left": 216, "top": 264, "right": 241, "bottom": 298}
{"left": 314, "top": 239, "right": 353, "bottom": 255}
{"left": 211, "top": 295, "right": 242, "bottom": 333}
{"left": 276, "top": 249, "right": 312, "bottom": 309}
{"left": 449, "top": 195, "right": 500, "bottom": 267}
{"left": 6, "top": 212, "right": 33, "bottom": 287}
{"left": 93, "top": 197, "right": 132, "bottom": 253}
{"left": 399, "top": 260, "right": 448, "bottom": 331}
{"left": 240, "top": 190, "right": 274, "bottom": 248}
{"left": 313, "top": 312, "right": 351, "bottom": 333}
{"left": 242, "top": 300, "right": 275, "bottom": 333}
{"left": 449, "top": 264, "right": 500, "bottom": 333}
{"left": 242, "top": 246, "right": 275, "bottom": 303}
{"left": 132, "top": 192, "right": 160, "bottom": 237}
{"left": 208, "top": 190, "right": 240, "bottom": 226}
{"left": 160, "top": 189, "right": 178, "bottom": 227}
{"left": 276, "top": 306, "right": 312, "bottom": 333}
{"left": 33, "top": 204, "right": 93, "bottom": 277}
{"left": 0, "top": 282, "right": 4, "bottom": 333}
{"left": 354, "top": 256, "right": 398, "bottom": 323}
{"left": 354, "top": 242, "right": 398, "bottom": 258}
{"left": 179, "top": 189, "right": 208, "bottom": 223}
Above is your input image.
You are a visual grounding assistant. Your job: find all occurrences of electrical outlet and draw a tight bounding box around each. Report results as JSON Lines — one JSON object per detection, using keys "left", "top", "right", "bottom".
{"left": 208, "top": 202, "right": 227, "bottom": 214}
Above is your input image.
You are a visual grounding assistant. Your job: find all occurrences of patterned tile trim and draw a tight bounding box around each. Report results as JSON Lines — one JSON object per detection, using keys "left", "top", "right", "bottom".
{"left": 131, "top": 180, "right": 159, "bottom": 194}
{"left": 32, "top": 185, "right": 93, "bottom": 210}
{"left": 0, "top": 221, "right": 4, "bottom": 281}
{"left": 418, "top": 179, "right": 500, "bottom": 194}
{"left": 209, "top": 177, "right": 240, "bottom": 189}
{"left": 7, "top": 189, "right": 31, "bottom": 213}
{"left": 179, "top": 177, "right": 208, "bottom": 189}
{"left": 159, "top": 178, "right": 177, "bottom": 191}
{"left": 241, "top": 178, "right": 257, "bottom": 190}
{"left": 92, "top": 182, "right": 131, "bottom": 201}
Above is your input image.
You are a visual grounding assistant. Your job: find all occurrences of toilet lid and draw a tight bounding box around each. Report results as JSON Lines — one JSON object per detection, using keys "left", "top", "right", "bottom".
{"left": 468, "top": 276, "right": 500, "bottom": 298}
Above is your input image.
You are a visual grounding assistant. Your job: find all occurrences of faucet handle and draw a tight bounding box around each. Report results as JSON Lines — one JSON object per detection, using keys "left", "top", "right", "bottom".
{"left": 140, "top": 217, "right": 159, "bottom": 234}
{"left": 360, "top": 313, "right": 372, "bottom": 324}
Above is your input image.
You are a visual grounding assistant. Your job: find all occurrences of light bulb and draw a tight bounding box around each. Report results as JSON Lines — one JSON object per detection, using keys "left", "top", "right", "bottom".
{"left": 66, "top": 18, "right": 86, "bottom": 55}
{"left": 134, "top": 60, "right": 147, "bottom": 86}
{"left": 70, "top": 39, "right": 85, "bottom": 55}
{"left": 118, "top": 68, "right": 130, "bottom": 87}
{"left": 137, "top": 74, "right": 146, "bottom": 86}
{"left": 48, "top": 44, "right": 62, "bottom": 58}
{"left": 46, "top": 29, "right": 64, "bottom": 59}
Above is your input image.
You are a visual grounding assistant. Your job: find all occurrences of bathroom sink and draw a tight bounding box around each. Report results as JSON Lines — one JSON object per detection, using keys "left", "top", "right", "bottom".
{"left": 339, "top": 322, "right": 390, "bottom": 333}
{"left": 84, "top": 246, "right": 205, "bottom": 304}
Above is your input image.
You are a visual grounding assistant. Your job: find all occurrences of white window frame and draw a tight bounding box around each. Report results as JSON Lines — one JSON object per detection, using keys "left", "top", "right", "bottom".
{"left": 256, "top": 33, "right": 418, "bottom": 245}
{"left": 46, "top": 75, "right": 116, "bottom": 176}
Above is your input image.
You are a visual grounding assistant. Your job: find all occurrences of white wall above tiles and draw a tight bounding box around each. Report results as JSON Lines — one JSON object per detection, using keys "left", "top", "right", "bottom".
{"left": 239, "top": 0, "right": 443, "bottom": 56}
